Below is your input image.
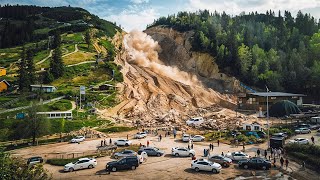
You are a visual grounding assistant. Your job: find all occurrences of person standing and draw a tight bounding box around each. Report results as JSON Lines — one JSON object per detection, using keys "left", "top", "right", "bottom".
{"left": 101, "top": 140, "right": 103, "bottom": 147}
{"left": 188, "top": 144, "right": 190, "bottom": 149}
{"left": 217, "top": 139, "right": 220, "bottom": 147}
{"left": 221, "top": 152, "right": 224, "bottom": 156}
{"left": 270, "top": 148, "right": 273, "bottom": 157}
{"left": 273, "top": 157, "right": 276, "bottom": 168}
{"left": 147, "top": 140, "right": 150, "bottom": 147}
{"left": 277, "top": 149, "right": 282, "bottom": 158}
{"left": 109, "top": 138, "right": 112, "bottom": 145}
{"left": 104, "top": 139, "right": 106, "bottom": 146}
{"left": 242, "top": 142, "right": 245, "bottom": 152}
{"left": 159, "top": 134, "right": 162, "bottom": 142}
{"left": 280, "top": 157, "right": 284, "bottom": 168}
{"left": 127, "top": 134, "right": 129, "bottom": 140}
{"left": 264, "top": 149, "right": 267, "bottom": 159}
{"left": 191, "top": 143, "right": 194, "bottom": 149}
{"left": 257, "top": 149, "right": 261, "bottom": 157}
{"left": 285, "top": 159, "right": 289, "bottom": 170}
{"left": 209, "top": 144, "right": 212, "bottom": 151}
{"left": 311, "top": 136, "right": 315, "bottom": 144}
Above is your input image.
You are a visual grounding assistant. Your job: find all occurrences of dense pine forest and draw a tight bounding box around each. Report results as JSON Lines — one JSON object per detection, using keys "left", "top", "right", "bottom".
{"left": 0, "top": 5, "right": 120, "bottom": 48}
{"left": 148, "top": 10, "right": 320, "bottom": 96}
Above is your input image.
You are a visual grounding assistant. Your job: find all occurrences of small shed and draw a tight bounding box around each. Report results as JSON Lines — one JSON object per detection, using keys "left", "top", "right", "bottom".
{"left": 0, "top": 67, "right": 6, "bottom": 76}
{"left": 0, "top": 79, "right": 10, "bottom": 92}
{"left": 243, "top": 122, "right": 262, "bottom": 131}
{"left": 30, "top": 85, "right": 57, "bottom": 93}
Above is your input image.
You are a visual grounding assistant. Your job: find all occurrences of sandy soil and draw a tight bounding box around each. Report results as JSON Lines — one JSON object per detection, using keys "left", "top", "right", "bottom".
{"left": 11, "top": 131, "right": 320, "bottom": 180}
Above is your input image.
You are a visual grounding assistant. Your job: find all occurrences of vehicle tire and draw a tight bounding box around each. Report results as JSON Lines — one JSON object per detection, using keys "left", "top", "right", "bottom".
{"left": 115, "top": 155, "right": 118, "bottom": 159}
{"left": 115, "top": 142, "right": 117, "bottom": 145}
{"left": 157, "top": 153, "right": 161, "bottom": 157}
{"left": 223, "top": 163, "right": 228, "bottom": 167}
{"left": 175, "top": 153, "right": 179, "bottom": 157}
{"left": 69, "top": 168, "right": 74, "bottom": 172}
{"left": 212, "top": 169, "right": 218, "bottom": 173}
{"left": 195, "top": 167, "right": 200, "bottom": 172}
{"left": 262, "top": 166, "right": 267, "bottom": 170}
{"left": 244, "top": 165, "right": 248, "bottom": 169}
{"left": 125, "top": 143, "right": 129, "bottom": 146}
{"left": 88, "top": 164, "right": 93, "bottom": 169}
{"left": 111, "top": 167, "right": 117, "bottom": 172}
{"left": 131, "top": 166, "right": 136, "bottom": 170}
{"left": 189, "top": 153, "right": 193, "bottom": 157}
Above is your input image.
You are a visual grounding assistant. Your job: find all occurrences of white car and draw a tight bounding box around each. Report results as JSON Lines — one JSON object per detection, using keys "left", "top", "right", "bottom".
{"left": 288, "top": 138, "right": 309, "bottom": 145}
{"left": 134, "top": 132, "right": 147, "bottom": 139}
{"left": 70, "top": 136, "right": 85, "bottom": 143}
{"left": 191, "top": 135, "right": 205, "bottom": 142}
{"left": 64, "top": 158, "right": 97, "bottom": 172}
{"left": 171, "top": 147, "right": 195, "bottom": 157}
{"left": 295, "top": 128, "right": 311, "bottom": 134}
{"left": 182, "top": 134, "right": 190, "bottom": 142}
{"left": 186, "top": 117, "right": 204, "bottom": 126}
{"left": 191, "top": 159, "right": 222, "bottom": 173}
{"left": 114, "top": 139, "right": 132, "bottom": 146}
{"left": 225, "top": 151, "right": 249, "bottom": 161}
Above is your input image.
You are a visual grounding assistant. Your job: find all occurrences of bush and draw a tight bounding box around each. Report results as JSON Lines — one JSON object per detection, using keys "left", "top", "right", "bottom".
{"left": 236, "top": 134, "right": 248, "bottom": 142}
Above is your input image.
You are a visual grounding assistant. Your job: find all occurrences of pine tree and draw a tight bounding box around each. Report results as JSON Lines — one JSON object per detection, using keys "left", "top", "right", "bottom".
{"left": 18, "top": 47, "right": 29, "bottom": 91}
{"left": 50, "top": 47, "right": 64, "bottom": 79}
{"left": 26, "top": 49, "right": 36, "bottom": 85}
{"left": 52, "top": 31, "right": 61, "bottom": 49}
{"left": 85, "top": 30, "right": 91, "bottom": 49}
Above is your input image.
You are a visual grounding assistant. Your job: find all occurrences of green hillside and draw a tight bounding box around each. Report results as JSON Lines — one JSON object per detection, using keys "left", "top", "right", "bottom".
{"left": 148, "top": 10, "right": 320, "bottom": 99}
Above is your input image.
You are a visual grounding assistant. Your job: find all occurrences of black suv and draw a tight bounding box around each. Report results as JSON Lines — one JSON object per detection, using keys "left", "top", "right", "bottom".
{"left": 238, "top": 157, "right": 271, "bottom": 170}
{"left": 106, "top": 156, "right": 139, "bottom": 173}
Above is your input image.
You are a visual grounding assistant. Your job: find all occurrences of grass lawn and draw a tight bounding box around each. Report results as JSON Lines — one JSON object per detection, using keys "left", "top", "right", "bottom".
{"left": 43, "top": 99, "right": 72, "bottom": 111}
{"left": 62, "top": 44, "right": 75, "bottom": 54}
{"left": 36, "top": 57, "right": 51, "bottom": 70}
{"left": 78, "top": 44, "right": 96, "bottom": 53}
{"left": 63, "top": 51, "right": 96, "bottom": 65}
{"left": 62, "top": 32, "right": 84, "bottom": 43}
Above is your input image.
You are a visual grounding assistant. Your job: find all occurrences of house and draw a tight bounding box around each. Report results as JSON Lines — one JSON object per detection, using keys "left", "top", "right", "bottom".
{"left": 0, "top": 67, "right": 6, "bottom": 76}
{"left": 0, "top": 79, "right": 10, "bottom": 93}
{"left": 37, "top": 111, "right": 72, "bottom": 119}
{"left": 243, "top": 122, "right": 262, "bottom": 131}
{"left": 30, "top": 85, "right": 57, "bottom": 93}
{"left": 238, "top": 92, "right": 305, "bottom": 111}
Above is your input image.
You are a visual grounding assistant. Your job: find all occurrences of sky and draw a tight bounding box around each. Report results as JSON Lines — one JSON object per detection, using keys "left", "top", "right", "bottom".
{"left": 1, "top": 0, "right": 320, "bottom": 31}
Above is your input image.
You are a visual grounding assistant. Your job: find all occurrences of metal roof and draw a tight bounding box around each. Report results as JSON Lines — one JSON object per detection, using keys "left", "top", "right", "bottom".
{"left": 248, "top": 92, "right": 306, "bottom": 97}
{"left": 30, "top": 85, "right": 56, "bottom": 88}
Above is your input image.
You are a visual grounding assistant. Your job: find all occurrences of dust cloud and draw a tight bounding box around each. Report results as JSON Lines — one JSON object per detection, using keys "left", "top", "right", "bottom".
{"left": 123, "top": 30, "right": 199, "bottom": 86}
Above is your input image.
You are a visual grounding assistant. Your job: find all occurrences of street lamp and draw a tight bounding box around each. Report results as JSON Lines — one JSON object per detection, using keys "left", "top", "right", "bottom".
{"left": 266, "top": 86, "right": 270, "bottom": 149}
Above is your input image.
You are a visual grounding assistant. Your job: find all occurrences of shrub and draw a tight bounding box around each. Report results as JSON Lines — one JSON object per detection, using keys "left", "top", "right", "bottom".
{"left": 98, "top": 126, "right": 135, "bottom": 133}
{"left": 236, "top": 134, "right": 248, "bottom": 142}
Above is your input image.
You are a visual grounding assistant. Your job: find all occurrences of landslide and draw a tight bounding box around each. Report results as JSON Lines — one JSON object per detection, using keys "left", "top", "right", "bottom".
{"left": 100, "top": 27, "right": 245, "bottom": 129}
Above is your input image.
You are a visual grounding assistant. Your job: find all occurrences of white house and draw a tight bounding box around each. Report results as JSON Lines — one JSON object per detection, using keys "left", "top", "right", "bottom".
{"left": 31, "top": 85, "right": 57, "bottom": 93}
{"left": 243, "top": 122, "right": 262, "bottom": 131}
{"left": 36, "top": 111, "right": 72, "bottom": 119}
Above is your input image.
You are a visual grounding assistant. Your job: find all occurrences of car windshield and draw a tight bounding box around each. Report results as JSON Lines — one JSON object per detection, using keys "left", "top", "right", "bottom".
{"left": 154, "top": 147, "right": 159, "bottom": 151}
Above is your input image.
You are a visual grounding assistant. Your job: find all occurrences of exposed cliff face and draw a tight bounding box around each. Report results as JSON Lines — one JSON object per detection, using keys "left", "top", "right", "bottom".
{"left": 99, "top": 27, "right": 246, "bottom": 130}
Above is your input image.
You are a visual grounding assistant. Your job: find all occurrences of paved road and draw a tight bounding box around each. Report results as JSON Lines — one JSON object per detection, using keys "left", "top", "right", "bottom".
{"left": 0, "top": 96, "right": 65, "bottom": 114}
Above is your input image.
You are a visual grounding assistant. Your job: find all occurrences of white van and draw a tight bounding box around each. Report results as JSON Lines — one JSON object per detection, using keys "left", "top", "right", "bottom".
{"left": 186, "top": 117, "right": 204, "bottom": 126}
{"left": 311, "top": 117, "right": 320, "bottom": 123}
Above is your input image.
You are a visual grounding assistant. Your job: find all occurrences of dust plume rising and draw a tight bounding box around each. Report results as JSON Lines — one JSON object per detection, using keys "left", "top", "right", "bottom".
{"left": 123, "top": 30, "right": 199, "bottom": 86}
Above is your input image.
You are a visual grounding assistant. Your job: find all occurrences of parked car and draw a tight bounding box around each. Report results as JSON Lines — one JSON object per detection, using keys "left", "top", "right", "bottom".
{"left": 317, "top": 128, "right": 320, "bottom": 132}
{"left": 191, "top": 135, "right": 205, "bottom": 142}
{"left": 106, "top": 156, "right": 139, "bottom": 173}
{"left": 257, "top": 131, "right": 267, "bottom": 138}
{"left": 134, "top": 132, "right": 147, "bottom": 139}
{"left": 309, "top": 124, "right": 320, "bottom": 130}
{"left": 114, "top": 150, "right": 137, "bottom": 159}
{"left": 191, "top": 159, "right": 222, "bottom": 173}
{"left": 70, "top": 136, "right": 85, "bottom": 143}
{"left": 186, "top": 117, "right": 204, "bottom": 126}
{"left": 137, "top": 147, "right": 164, "bottom": 157}
{"left": 208, "top": 155, "right": 232, "bottom": 167}
{"left": 295, "top": 128, "right": 311, "bottom": 134}
{"left": 27, "top": 156, "right": 44, "bottom": 166}
{"left": 238, "top": 157, "right": 271, "bottom": 170}
{"left": 171, "top": 147, "right": 195, "bottom": 157}
{"left": 288, "top": 138, "right": 309, "bottom": 145}
{"left": 182, "top": 134, "right": 190, "bottom": 142}
{"left": 225, "top": 151, "right": 249, "bottom": 161}
{"left": 64, "top": 158, "right": 97, "bottom": 172}
{"left": 114, "top": 139, "right": 132, "bottom": 146}
{"left": 272, "top": 132, "right": 288, "bottom": 138}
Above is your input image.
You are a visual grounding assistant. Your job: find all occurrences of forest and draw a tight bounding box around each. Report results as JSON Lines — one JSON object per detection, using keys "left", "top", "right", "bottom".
{"left": 148, "top": 10, "right": 320, "bottom": 97}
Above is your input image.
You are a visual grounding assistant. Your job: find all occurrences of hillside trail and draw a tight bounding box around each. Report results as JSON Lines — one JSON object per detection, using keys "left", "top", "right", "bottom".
{"left": 98, "top": 29, "right": 253, "bottom": 130}
{"left": 62, "top": 44, "right": 78, "bottom": 57}
{"left": 35, "top": 49, "right": 53, "bottom": 65}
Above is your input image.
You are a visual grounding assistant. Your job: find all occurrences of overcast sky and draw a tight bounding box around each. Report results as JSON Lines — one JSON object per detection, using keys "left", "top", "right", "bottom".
{"left": 1, "top": 0, "right": 320, "bottom": 31}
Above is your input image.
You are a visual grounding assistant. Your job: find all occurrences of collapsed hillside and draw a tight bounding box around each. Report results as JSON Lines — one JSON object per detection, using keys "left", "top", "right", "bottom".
{"left": 100, "top": 27, "right": 255, "bottom": 130}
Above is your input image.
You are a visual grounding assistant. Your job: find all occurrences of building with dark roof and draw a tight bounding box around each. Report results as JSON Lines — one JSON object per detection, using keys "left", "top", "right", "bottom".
{"left": 238, "top": 92, "right": 305, "bottom": 111}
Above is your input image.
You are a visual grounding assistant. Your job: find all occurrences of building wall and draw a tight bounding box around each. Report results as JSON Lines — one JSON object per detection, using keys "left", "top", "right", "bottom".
{"left": 0, "top": 81, "right": 8, "bottom": 92}
{"left": 239, "top": 95, "right": 302, "bottom": 111}
{"left": 0, "top": 68, "right": 6, "bottom": 76}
